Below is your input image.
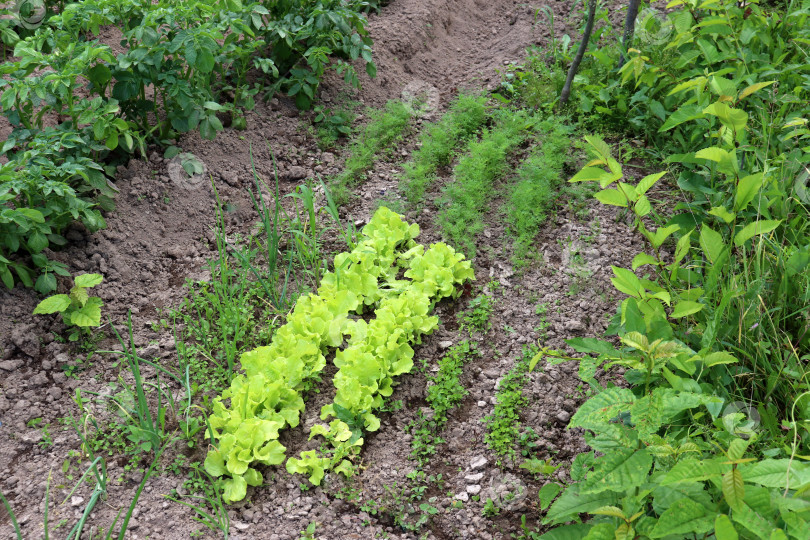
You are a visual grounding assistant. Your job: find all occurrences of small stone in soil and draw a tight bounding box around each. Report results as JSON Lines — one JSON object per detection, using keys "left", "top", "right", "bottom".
{"left": 454, "top": 492, "right": 469, "bottom": 502}
{"left": 285, "top": 166, "right": 308, "bottom": 181}
{"left": 470, "top": 456, "right": 488, "bottom": 470}
{"left": 465, "top": 472, "right": 484, "bottom": 483}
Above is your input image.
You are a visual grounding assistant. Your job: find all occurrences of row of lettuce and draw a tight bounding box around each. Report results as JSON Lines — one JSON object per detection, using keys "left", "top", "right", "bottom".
{"left": 532, "top": 0, "right": 810, "bottom": 538}
{"left": 202, "top": 208, "right": 474, "bottom": 503}
{"left": 0, "top": 0, "right": 381, "bottom": 294}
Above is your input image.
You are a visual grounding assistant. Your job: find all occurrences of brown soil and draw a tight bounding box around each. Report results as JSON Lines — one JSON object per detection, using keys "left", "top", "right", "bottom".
{"left": 0, "top": 1, "right": 641, "bottom": 539}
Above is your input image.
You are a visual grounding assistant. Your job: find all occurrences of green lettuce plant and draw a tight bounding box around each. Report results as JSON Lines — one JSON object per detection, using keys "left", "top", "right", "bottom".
{"left": 289, "top": 241, "right": 473, "bottom": 486}
{"left": 204, "top": 208, "right": 473, "bottom": 503}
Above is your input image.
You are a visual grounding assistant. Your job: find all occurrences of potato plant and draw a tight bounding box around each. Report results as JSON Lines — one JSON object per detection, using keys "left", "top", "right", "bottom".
{"left": 0, "top": 0, "right": 379, "bottom": 292}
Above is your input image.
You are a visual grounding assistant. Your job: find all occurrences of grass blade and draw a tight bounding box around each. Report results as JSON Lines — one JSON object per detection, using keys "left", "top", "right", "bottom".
{"left": 0, "top": 490, "right": 22, "bottom": 540}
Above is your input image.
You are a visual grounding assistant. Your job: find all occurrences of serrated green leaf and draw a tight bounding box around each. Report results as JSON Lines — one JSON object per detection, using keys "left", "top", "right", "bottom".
{"left": 595, "top": 188, "right": 628, "bottom": 207}
{"left": 70, "top": 302, "right": 102, "bottom": 327}
{"left": 672, "top": 230, "right": 692, "bottom": 265}
{"left": 703, "top": 351, "right": 737, "bottom": 367}
{"left": 738, "top": 81, "right": 774, "bottom": 101}
{"left": 662, "top": 458, "right": 729, "bottom": 484}
{"left": 652, "top": 482, "right": 714, "bottom": 516}
{"left": 734, "top": 173, "right": 764, "bottom": 212}
{"left": 589, "top": 505, "right": 626, "bottom": 518}
{"left": 581, "top": 448, "right": 652, "bottom": 494}
{"left": 740, "top": 459, "right": 804, "bottom": 488}
{"left": 581, "top": 523, "right": 614, "bottom": 540}
{"left": 630, "top": 391, "right": 665, "bottom": 436}
{"left": 723, "top": 469, "right": 745, "bottom": 510}
{"left": 650, "top": 498, "right": 713, "bottom": 538}
{"left": 569, "top": 167, "right": 621, "bottom": 185}
{"left": 704, "top": 102, "right": 748, "bottom": 131}
{"left": 615, "top": 523, "right": 634, "bottom": 540}
{"left": 611, "top": 266, "right": 643, "bottom": 297}
{"left": 33, "top": 295, "right": 71, "bottom": 315}
{"left": 652, "top": 224, "right": 680, "bottom": 249}
{"left": 660, "top": 105, "right": 705, "bottom": 132}
{"left": 668, "top": 76, "right": 707, "bottom": 96}
{"left": 569, "top": 387, "right": 636, "bottom": 430}
{"left": 565, "top": 338, "right": 618, "bottom": 356}
{"left": 635, "top": 194, "right": 651, "bottom": 216}
{"left": 584, "top": 135, "right": 613, "bottom": 163}
{"left": 636, "top": 171, "right": 666, "bottom": 195}
{"left": 74, "top": 273, "right": 103, "bottom": 288}
{"left": 545, "top": 485, "right": 619, "bottom": 525}
{"left": 632, "top": 253, "right": 658, "bottom": 270}
{"left": 700, "top": 226, "right": 726, "bottom": 264}
{"left": 70, "top": 286, "right": 89, "bottom": 307}
{"left": 709, "top": 206, "right": 736, "bottom": 223}
{"left": 696, "top": 146, "right": 730, "bottom": 163}
{"left": 537, "top": 524, "right": 599, "bottom": 540}
{"left": 671, "top": 300, "right": 704, "bottom": 318}
{"left": 35, "top": 272, "right": 57, "bottom": 295}
{"left": 727, "top": 439, "right": 749, "bottom": 460}
{"left": 578, "top": 355, "right": 599, "bottom": 384}
{"left": 732, "top": 502, "right": 773, "bottom": 540}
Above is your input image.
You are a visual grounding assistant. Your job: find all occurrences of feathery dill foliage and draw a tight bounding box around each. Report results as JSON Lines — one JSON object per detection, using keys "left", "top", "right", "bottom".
{"left": 507, "top": 119, "right": 572, "bottom": 264}
{"left": 408, "top": 340, "right": 478, "bottom": 464}
{"left": 331, "top": 101, "right": 412, "bottom": 205}
{"left": 438, "top": 109, "right": 534, "bottom": 257}
{"left": 401, "top": 94, "right": 490, "bottom": 203}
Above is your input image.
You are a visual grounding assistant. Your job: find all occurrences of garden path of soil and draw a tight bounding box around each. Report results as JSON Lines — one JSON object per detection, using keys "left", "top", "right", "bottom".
{"left": 1, "top": 1, "right": 641, "bottom": 538}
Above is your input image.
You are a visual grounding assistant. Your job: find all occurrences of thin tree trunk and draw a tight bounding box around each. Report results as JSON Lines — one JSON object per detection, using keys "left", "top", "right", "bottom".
{"left": 559, "top": 0, "right": 598, "bottom": 107}
{"left": 618, "top": 0, "right": 642, "bottom": 68}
